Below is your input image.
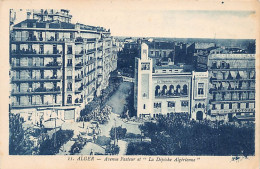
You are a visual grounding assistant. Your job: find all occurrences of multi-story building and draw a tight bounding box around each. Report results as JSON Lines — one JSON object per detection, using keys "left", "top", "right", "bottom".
{"left": 207, "top": 53, "right": 255, "bottom": 122}
{"left": 134, "top": 43, "right": 208, "bottom": 120}
{"left": 9, "top": 9, "right": 117, "bottom": 123}
{"left": 191, "top": 71, "right": 208, "bottom": 120}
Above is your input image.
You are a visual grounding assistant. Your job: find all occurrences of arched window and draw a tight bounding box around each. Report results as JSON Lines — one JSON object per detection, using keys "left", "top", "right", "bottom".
{"left": 155, "top": 85, "right": 160, "bottom": 96}
{"left": 195, "top": 104, "right": 197, "bottom": 108}
{"left": 202, "top": 104, "right": 205, "bottom": 108}
{"left": 176, "top": 85, "right": 181, "bottom": 94}
{"left": 162, "top": 85, "right": 167, "bottom": 95}
{"left": 182, "top": 84, "right": 188, "bottom": 95}
{"left": 198, "top": 103, "right": 202, "bottom": 108}
{"left": 221, "top": 61, "right": 226, "bottom": 68}
{"left": 212, "top": 61, "right": 217, "bottom": 69}
{"left": 67, "top": 95, "right": 72, "bottom": 104}
{"left": 169, "top": 85, "right": 174, "bottom": 95}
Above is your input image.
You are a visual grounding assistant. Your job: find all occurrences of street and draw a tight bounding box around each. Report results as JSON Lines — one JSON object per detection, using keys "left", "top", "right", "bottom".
{"left": 58, "top": 82, "right": 141, "bottom": 155}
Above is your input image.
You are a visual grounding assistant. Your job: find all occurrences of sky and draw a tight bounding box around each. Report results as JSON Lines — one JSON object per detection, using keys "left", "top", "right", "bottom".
{"left": 70, "top": 9, "right": 256, "bottom": 39}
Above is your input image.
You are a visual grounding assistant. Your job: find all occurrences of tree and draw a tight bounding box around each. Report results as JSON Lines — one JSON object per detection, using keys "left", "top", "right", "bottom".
{"left": 127, "top": 114, "right": 255, "bottom": 156}
{"left": 110, "top": 126, "right": 127, "bottom": 140}
{"left": 9, "top": 113, "right": 35, "bottom": 155}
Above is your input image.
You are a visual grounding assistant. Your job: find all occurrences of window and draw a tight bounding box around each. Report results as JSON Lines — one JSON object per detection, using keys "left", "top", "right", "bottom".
{"left": 141, "top": 63, "right": 150, "bottom": 70}
{"left": 181, "top": 101, "right": 188, "bottom": 107}
{"left": 237, "top": 103, "right": 240, "bottom": 109}
{"left": 151, "top": 51, "right": 154, "bottom": 54}
{"left": 246, "top": 103, "right": 249, "bottom": 108}
{"left": 229, "top": 103, "right": 232, "bottom": 109}
{"left": 198, "top": 83, "right": 204, "bottom": 95}
{"left": 40, "top": 44, "right": 44, "bottom": 54}
{"left": 182, "top": 84, "right": 188, "bottom": 95}
{"left": 154, "top": 103, "right": 161, "bottom": 108}
{"left": 155, "top": 51, "right": 159, "bottom": 57}
{"left": 67, "top": 45, "right": 72, "bottom": 54}
{"left": 221, "top": 104, "right": 224, "bottom": 109}
{"left": 70, "top": 33, "right": 74, "bottom": 39}
{"left": 163, "top": 51, "right": 166, "bottom": 57}
{"left": 67, "top": 59, "right": 72, "bottom": 66}
{"left": 198, "top": 103, "right": 202, "bottom": 108}
{"left": 168, "top": 101, "right": 175, "bottom": 108}
{"left": 143, "top": 49, "right": 147, "bottom": 55}
{"left": 212, "top": 104, "right": 216, "bottom": 110}
{"left": 143, "top": 104, "right": 146, "bottom": 109}
{"left": 67, "top": 95, "right": 72, "bottom": 104}
{"left": 155, "top": 85, "right": 160, "bottom": 96}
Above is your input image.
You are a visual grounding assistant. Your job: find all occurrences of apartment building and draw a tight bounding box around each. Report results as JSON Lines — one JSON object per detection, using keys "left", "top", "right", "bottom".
{"left": 207, "top": 53, "right": 255, "bottom": 122}
{"left": 9, "top": 9, "right": 117, "bottom": 123}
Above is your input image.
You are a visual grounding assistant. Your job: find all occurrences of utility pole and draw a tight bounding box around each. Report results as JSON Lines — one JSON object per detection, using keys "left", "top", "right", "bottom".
{"left": 114, "top": 118, "right": 117, "bottom": 146}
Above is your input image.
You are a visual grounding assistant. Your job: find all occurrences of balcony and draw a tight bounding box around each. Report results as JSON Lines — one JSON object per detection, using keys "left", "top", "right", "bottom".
{"left": 75, "top": 50, "right": 84, "bottom": 57}
{"left": 46, "top": 61, "right": 61, "bottom": 67}
{"left": 75, "top": 75, "right": 83, "bottom": 81}
{"left": 210, "top": 67, "right": 255, "bottom": 71}
{"left": 97, "top": 65, "right": 103, "bottom": 69}
{"left": 10, "top": 103, "right": 61, "bottom": 109}
{"left": 86, "top": 78, "right": 96, "bottom": 86}
{"left": 87, "top": 68, "right": 96, "bottom": 75}
{"left": 10, "top": 49, "right": 62, "bottom": 56}
{"left": 209, "top": 98, "right": 255, "bottom": 104}
{"left": 75, "top": 86, "right": 84, "bottom": 93}
{"left": 75, "top": 37, "right": 84, "bottom": 43}
{"left": 209, "top": 87, "right": 255, "bottom": 93}
{"left": 11, "top": 76, "right": 62, "bottom": 82}
{"left": 155, "top": 91, "right": 188, "bottom": 98}
{"left": 11, "top": 87, "right": 61, "bottom": 96}
{"left": 11, "top": 36, "right": 65, "bottom": 43}
{"left": 210, "top": 78, "right": 255, "bottom": 83}
{"left": 86, "top": 59, "right": 96, "bottom": 66}
{"left": 87, "top": 48, "right": 96, "bottom": 54}
{"left": 12, "top": 64, "right": 61, "bottom": 70}
{"left": 75, "top": 63, "right": 83, "bottom": 69}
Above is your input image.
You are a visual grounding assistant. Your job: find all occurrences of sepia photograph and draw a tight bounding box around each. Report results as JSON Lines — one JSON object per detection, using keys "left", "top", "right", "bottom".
{"left": 1, "top": 0, "right": 259, "bottom": 169}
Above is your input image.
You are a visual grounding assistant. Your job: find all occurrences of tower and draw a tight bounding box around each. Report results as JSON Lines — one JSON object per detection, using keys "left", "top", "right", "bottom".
{"left": 135, "top": 43, "right": 153, "bottom": 117}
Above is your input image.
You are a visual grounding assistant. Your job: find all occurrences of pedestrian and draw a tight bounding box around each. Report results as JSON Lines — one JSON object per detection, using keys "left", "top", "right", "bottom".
{"left": 90, "top": 149, "right": 94, "bottom": 155}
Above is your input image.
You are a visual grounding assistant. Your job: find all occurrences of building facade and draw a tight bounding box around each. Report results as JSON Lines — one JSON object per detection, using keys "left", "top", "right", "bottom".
{"left": 9, "top": 9, "right": 117, "bottom": 123}
{"left": 207, "top": 53, "right": 255, "bottom": 122}
{"left": 135, "top": 43, "right": 208, "bottom": 120}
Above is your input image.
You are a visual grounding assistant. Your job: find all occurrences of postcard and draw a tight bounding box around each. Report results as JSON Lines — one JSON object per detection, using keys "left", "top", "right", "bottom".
{"left": 0, "top": 0, "right": 259, "bottom": 169}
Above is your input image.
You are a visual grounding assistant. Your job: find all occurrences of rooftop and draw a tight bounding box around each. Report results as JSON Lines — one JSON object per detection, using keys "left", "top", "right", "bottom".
{"left": 147, "top": 41, "right": 174, "bottom": 50}
{"left": 13, "top": 19, "right": 109, "bottom": 33}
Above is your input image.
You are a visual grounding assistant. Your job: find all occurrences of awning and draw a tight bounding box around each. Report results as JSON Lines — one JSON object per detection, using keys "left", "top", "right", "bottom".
{"left": 230, "top": 71, "right": 236, "bottom": 79}
{"left": 239, "top": 71, "right": 247, "bottom": 79}
{"left": 250, "top": 71, "right": 255, "bottom": 79}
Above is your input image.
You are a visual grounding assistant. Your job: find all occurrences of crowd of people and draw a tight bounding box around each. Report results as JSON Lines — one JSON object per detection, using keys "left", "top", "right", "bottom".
{"left": 78, "top": 105, "right": 113, "bottom": 125}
